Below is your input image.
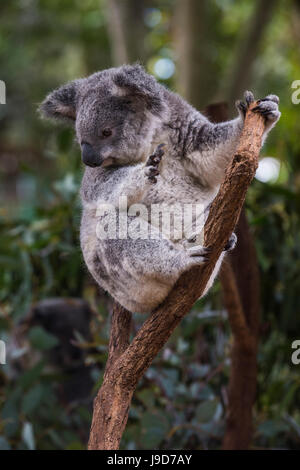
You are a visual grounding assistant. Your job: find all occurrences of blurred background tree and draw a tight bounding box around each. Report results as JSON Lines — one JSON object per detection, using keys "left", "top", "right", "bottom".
{"left": 0, "top": 0, "right": 300, "bottom": 450}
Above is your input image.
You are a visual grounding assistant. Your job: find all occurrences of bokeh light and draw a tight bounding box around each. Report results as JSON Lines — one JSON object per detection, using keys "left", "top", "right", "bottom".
{"left": 255, "top": 157, "right": 280, "bottom": 183}
{"left": 153, "top": 58, "right": 175, "bottom": 80}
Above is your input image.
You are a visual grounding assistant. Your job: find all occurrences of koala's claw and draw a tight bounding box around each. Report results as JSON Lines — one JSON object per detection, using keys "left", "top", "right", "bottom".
{"left": 236, "top": 91, "right": 280, "bottom": 124}
{"left": 244, "top": 90, "right": 255, "bottom": 106}
{"left": 224, "top": 233, "right": 237, "bottom": 252}
{"left": 187, "top": 245, "right": 211, "bottom": 259}
{"left": 259, "top": 94, "right": 280, "bottom": 104}
{"left": 186, "top": 233, "right": 198, "bottom": 244}
{"left": 252, "top": 98, "right": 280, "bottom": 123}
{"left": 184, "top": 232, "right": 207, "bottom": 246}
{"left": 235, "top": 100, "right": 247, "bottom": 116}
{"left": 236, "top": 90, "right": 254, "bottom": 118}
{"left": 145, "top": 143, "right": 166, "bottom": 184}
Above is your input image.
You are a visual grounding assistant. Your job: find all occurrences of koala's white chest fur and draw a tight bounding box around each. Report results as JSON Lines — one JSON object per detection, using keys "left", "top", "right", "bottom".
{"left": 141, "top": 152, "right": 218, "bottom": 240}
{"left": 152, "top": 152, "right": 217, "bottom": 203}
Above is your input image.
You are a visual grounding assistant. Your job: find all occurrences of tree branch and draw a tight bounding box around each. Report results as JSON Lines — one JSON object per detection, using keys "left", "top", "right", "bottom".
{"left": 206, "top": 102, "right": 260, "bottom": 449}
{"left": 88, "top": 103, "right": 265, "bottom": 450}
{"left": 104, "top": 302, "right": 132, "bottom": 375}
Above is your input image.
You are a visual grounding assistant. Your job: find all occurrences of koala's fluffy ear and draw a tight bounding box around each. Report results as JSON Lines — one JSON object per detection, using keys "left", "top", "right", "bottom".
{"left": 113, "top": 64, "right": 164, "bottom": 115}
{"left": 39, "top": 80, "right": 80, "bottom": 123}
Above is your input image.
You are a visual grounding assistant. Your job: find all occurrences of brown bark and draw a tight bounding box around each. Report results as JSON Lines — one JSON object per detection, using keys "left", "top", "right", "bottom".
{"left": 104, "top": 302, "right": 132, "bottom": 373}
{"left": 230, "top": 209, "right": 260, "bottom": 336}
{"left": 220, "top": 261, "right": 258, "bottom": 449}
{"left": 221, "top": 210, "right": 260, "bottom": 449}
{"left": 220, "top": 262, "right": 255, "bottom": 351}
{"left": 222, "top": 335, "right": 257, "bottom": 449}
{"left": 88, "top": 103, "right": 265, "bottom": 450}
{"left": 207, "top": 102, "right": 260, "bottom": 449}
{"left": 88, "top": 302, "right": 132, "bottom": 450}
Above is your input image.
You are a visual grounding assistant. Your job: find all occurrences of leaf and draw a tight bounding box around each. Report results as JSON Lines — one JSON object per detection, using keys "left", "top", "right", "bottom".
{"left": 196, "top": 399, "right": 219, "bottom": 423}
{"left": 22, "top": 384, "right": 44, "bottom": 415}
{"left": 159, "top": 368, "right": 179, "bottom": 399}
{"left": 1, "top": 399, "right": 19, "bottom": 438}
{"left": 140, "top": 411, "right": 170, "bottom": 449}
{"left": 66, "top": 441, "right": 86, "bottom": 450}
{"left": 18, "top": 361, "right": 44, "bottom": 389}
{"left": 198, "top": 385, "right": 215, "bottom": 401}
{"left": 47, "top": 429, "right": 64, "bottom": 449}
{"left": 136, "top": 389, "right": 155, "bottom": 409}
{"left": 28, "top": 326, "right": 58, "bottom": 351}
{"left": 188, "top": 363, "right": 210, "bottom": 380}
{"left": 258, "top": 420, "right": 289, "bottom": 439}
{"left": 54, "top": 174, "right": 78, "bottom": 200}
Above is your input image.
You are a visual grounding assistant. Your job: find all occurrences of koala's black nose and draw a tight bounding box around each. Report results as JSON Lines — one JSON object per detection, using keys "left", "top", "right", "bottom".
{"left": 81, "top": 142, "right": 102, "bottom": 167}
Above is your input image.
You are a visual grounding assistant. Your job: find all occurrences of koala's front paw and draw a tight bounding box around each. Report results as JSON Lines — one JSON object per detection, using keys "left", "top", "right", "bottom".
{"left": 236, "top": 91, "right": 280, "bottom": 127}
{"left": 145, "top": 143, "right": 165, "bottom": 184}
{"left": 252, "top": 95, "right": 281, "bottom": 126}
{"left": 224, "top": 233, "right": 237, "bottom": 252}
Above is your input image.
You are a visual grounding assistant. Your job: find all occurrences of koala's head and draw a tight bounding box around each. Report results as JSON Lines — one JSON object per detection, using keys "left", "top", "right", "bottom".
{"left": 40, "top": 64, "right": 166, "bottom": 168}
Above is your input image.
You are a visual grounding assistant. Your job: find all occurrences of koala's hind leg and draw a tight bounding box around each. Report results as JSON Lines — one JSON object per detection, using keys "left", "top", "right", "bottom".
{"left": 94, "top": 229, "right": 208, "bottom": 313}
{"left": 183, "top": 231, "right": 237, "bottom": 299}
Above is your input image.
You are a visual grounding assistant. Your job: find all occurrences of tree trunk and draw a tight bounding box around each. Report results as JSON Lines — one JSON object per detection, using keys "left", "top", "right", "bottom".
{"left": 173, "top": 0, "right": 219, "bottom": 109}
{"left": 221, "top": 210, "right": 260, "bottom": 449}
{"left": 88, "top": 303, "right": 132, "bottom": 450}
{"left": 220, "top": 260, "right": 258, "bottom": 449}
{"left": 106, "top": 0, "right": 149, "bottom": 65}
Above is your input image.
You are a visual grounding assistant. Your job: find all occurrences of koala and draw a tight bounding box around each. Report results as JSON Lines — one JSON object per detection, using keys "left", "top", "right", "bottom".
{"left": 40, "top": 64, "right": 280, "bottom": 313}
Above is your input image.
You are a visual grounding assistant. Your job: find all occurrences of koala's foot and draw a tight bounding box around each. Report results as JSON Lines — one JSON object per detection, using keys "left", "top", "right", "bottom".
{"left": 224, "top": 233, "right": 237, "bottom": 252}
{"left": 185, "top": 231, "right": 236, "bottom": 257}
{"left": 236, "top": 91, "right": 280, "bottom": 127}
{"left": 187, "top": 244, "right": 211, "bottom": 262}
{"left": 145, "top": 143, "right": 166, "bottom": 184}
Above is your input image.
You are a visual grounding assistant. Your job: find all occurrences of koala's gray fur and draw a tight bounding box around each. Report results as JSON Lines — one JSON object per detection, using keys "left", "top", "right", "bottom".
{"left": 40, "top": 64, "right": 280, "bottom": 313}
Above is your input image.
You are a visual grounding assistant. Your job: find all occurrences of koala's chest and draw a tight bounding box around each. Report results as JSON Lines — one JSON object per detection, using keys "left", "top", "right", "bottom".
{"left": 145, "top": 159, "right": 215, "bottom": 208}
{"left": 140, "top": 159, "right": 217, "bottom": 242}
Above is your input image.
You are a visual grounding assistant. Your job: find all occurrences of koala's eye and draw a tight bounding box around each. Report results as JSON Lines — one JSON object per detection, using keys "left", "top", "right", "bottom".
{"left": 102, "top": 128, "right": 112, "bottom": 138}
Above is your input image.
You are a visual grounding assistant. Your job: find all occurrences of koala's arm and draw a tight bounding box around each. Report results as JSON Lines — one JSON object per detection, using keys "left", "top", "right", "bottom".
{"left": 185, "top": 92, "right": 280, "bottom": 187}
